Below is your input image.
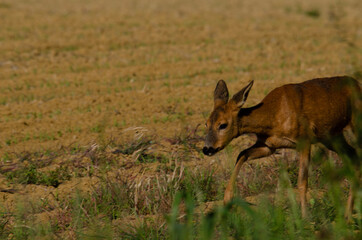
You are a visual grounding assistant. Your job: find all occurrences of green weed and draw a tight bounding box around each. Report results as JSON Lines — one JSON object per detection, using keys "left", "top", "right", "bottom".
{"left": 119, "top": 221, "right": 167, "bottom": 240}
{"left": 305, "top": 9, "right": 321, "bottom": 18}
{"left": 5, "top": 164, "right": 71, "bottom": 187}
{"left": 115, "top": 136, "right": 153, "bottom": 155}
{"left": 72, "top": 177, "right": 134, "bottom": 222}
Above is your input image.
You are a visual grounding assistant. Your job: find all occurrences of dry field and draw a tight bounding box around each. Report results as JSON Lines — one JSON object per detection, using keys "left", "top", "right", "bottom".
{"left": 0, "top": 0, "right": 361, "bottom": 238}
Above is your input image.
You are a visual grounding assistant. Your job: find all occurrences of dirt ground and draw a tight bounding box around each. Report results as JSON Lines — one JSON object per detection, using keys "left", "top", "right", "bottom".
{"left": 0, "top": 0, "right": 361, "bottom": 237}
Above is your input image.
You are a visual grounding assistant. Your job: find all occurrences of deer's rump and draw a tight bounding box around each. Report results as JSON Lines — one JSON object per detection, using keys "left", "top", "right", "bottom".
{"left": 265, "top": 76, "right": 361, "bottom": 139}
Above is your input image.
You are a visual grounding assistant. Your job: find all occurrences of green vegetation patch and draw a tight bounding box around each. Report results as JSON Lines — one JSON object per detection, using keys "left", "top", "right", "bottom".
{"left": 5, "top": 164, "right": 71, "bottom": 187}
{"left": 304, "top": 9, "right": 321, "bottom": 18}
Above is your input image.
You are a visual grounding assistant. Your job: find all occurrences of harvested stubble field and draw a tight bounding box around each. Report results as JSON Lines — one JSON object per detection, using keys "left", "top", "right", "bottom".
{"left": 0, "top": 0, "right": 361, "bottom": 239}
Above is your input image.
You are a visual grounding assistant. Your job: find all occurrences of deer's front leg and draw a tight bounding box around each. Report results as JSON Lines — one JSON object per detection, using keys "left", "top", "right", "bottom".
{"left": 297, "top": 143, "right": 311, "bottom": 218}
{"left": 224, "top": 143, "right": 274, "bottom": 204}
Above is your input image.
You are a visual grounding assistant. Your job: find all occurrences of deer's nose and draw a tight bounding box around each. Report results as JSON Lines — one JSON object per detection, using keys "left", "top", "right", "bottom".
{"left": 203, "top": 146, "right": 218, "bottom": 156}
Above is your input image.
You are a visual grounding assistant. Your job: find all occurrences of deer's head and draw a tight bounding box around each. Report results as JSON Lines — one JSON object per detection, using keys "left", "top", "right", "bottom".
{"left": 203, "top": 80, "right": 254, "bottom": 156}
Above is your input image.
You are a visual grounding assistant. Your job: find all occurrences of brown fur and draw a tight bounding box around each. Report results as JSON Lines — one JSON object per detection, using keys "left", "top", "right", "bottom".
{"left": 203, "top": 76, "right": 361, "bottom": 219}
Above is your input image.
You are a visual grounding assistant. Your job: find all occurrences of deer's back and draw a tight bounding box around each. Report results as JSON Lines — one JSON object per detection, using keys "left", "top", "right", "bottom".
{"left": 265, "top": 76, "right": 360, "bottom": 139}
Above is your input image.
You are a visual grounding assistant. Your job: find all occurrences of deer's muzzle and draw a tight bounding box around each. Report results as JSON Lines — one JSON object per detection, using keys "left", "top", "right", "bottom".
{"left": 203, "top": 146, "right": 219, "bottom": 156}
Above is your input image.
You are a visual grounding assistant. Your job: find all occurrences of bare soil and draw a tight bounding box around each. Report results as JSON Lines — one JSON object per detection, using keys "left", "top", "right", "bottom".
{"left": 0, "top": 0, "right": 361, "bottom": 237}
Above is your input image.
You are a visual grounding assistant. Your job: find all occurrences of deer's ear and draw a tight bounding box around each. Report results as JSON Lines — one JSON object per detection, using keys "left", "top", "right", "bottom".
{"left": 231, "top": 80, "right": 254, "bottom": 108}
{"left": 214, "top": 80, "right": 229, "bottom": 109}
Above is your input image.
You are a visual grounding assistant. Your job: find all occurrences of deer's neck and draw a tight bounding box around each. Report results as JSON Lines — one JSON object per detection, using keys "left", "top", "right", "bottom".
{"left": 238, "top": 103, "right": 274, "bottom": 136}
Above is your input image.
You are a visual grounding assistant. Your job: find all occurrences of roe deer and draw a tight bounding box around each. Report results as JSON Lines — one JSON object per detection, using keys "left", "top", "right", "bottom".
{"left": 203, "top": 76, "right": 361, "bottom": 218}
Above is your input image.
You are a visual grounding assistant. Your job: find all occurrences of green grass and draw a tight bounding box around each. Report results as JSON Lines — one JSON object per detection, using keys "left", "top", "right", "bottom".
{"left": 180, "top": 168, "right": 221, "bottom": 202}
{"left": 167, "top": 192, "right": 360, "bottom": 240}
{"left": 1, "top": 118, "right": 361, "bottom": 239}
{"left": 165, "top": 158, "right": 361, "bottom": 240}
{"left": 5, "top": 164, "right": 71, "bottom": 187}
{"left": 304, "top": 9, "right": 321, "bottom": 19}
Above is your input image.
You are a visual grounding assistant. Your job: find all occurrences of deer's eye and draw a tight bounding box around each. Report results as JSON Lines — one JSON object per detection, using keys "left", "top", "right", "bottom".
{"left": 219, "top": 123, "right": 228, "bottom": 130}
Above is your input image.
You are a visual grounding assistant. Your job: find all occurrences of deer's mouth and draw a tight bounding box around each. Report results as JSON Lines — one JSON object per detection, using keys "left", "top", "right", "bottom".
{"left": 202, "top": 146, "right": 221, "bottom": 156}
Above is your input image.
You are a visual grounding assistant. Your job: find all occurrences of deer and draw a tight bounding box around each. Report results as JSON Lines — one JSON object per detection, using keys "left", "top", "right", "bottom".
{"left": 203, "top": 76, "right": 361, "bottom": 219}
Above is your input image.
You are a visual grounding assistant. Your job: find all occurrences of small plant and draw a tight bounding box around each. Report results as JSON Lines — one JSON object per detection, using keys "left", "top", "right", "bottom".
{"left": 180, "top": 168, "right": 220, "bottom": 202}
{"left": 237, "top": 161, "right": 279, "bottom": 197}
{"left": 116, "top": 136, "right": 153, "bottom": 155}
{"left": 91, "top": 123, "right": 104, "bottom": 133}
{"left": 305, "top": 9, "right": 320, "bottom": 18}
{"left": 0, "top": 211, "right": 11, "bottom": 238}
{"left": 137, "top": 152, "right": 168, "bottom": 164}
{"left": 166, "top": 124, "right": 203, "bottom": 151}
{"left": 5, "top": 164, "right": 71, "bottom": 187}
{"left": 71, "top": 176, "right": 134, "bottom": 222}
{"left": 111, "top": 130, "right": 163, "bottom": 163}
{"left": 120, "top": 220, "right": 167, "bottom": 240}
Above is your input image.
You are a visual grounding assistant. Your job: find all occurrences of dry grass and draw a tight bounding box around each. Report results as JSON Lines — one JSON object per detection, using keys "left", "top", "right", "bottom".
{"left": 0, "top": 0, "right": 361, "bottom": 238}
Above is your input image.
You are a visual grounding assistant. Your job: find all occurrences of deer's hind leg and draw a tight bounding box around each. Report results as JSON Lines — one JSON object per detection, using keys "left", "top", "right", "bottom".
{"left": 346, "top": 119, "right": 361, "bottom": 220}
{"left": 322, "top": 134, "right": 360, "bottom": 221}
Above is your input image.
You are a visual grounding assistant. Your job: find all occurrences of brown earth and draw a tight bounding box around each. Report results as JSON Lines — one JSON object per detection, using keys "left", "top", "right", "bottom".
{"left": 0, "top": 0, "right": 361, "bottom": 237}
